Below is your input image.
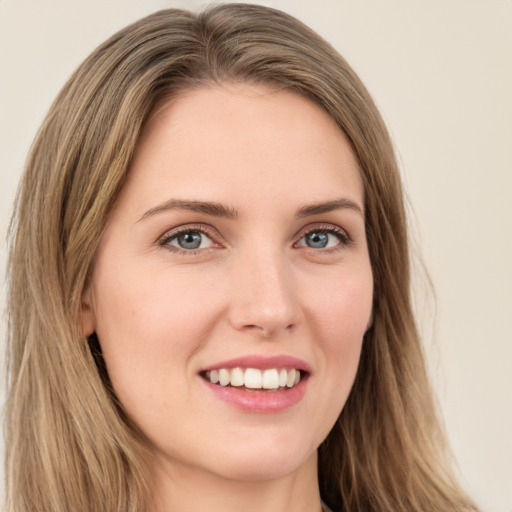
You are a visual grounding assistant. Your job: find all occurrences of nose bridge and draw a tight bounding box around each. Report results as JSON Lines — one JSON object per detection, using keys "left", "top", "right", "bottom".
{"left": 229, "top": 243, "right": 300, "bottom": 336}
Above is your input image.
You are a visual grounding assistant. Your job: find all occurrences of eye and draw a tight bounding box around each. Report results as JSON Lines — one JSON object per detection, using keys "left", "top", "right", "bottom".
{"left": 295, "top": 227, "right": 348, "bottom": 250}
{"left": 160, "top": 228, "right": 215, "bottom": 252}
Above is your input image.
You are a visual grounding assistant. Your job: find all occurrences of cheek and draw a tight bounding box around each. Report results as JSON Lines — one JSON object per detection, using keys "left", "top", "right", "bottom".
{"left": 305, "top": 266, "right": 372, "bottom": 403}
{"left": 310, "top": 265, "right": 373, "bottom": 343}
{"left": 91, "top": 262, "right": 227, "bottom": 404}
{"left": 94, "top": 259, "right": 216, "bottom": 340}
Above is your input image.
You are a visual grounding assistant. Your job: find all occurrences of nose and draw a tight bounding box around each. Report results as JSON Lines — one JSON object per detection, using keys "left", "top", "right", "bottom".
{"left": 228, "top": 249, "right": 301, "bottom": 338}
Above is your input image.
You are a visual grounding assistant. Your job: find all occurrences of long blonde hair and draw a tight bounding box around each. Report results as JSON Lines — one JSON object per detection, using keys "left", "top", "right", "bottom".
{"left": 5, "top": 4, "right": 478, "bottom": 511}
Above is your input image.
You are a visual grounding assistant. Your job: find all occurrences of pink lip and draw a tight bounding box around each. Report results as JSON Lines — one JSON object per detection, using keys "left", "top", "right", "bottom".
{"left": 202, "top": 354, "right": 311, "bottom": 373}
{"left": 199, "top": 354, "right": 310, "bottom": 413}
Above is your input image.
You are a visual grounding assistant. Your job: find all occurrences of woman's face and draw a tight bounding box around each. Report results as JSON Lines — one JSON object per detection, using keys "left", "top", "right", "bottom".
{"left": 83, "top": 83, "right": 373, "bottom": 483}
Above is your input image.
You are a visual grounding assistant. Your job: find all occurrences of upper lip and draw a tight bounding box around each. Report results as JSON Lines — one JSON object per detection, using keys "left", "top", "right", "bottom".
{"left": 201, "top": 354, "right": 311, "bottom": 373}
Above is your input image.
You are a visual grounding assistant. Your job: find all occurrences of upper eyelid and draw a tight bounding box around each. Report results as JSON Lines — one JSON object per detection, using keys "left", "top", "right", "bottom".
{"left": 157, "top": 223, "right": 220, "bottom": 245}
{"left": 156, "top": 222, "right": 351, "bottom": 248}
{"left": 293, "top": 223, "right": 350, "bottom": 241}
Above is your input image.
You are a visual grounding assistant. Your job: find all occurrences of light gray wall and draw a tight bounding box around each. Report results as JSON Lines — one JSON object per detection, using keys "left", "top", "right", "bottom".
{"left": 1, "top": 1, "right": 511, "bottom": 510}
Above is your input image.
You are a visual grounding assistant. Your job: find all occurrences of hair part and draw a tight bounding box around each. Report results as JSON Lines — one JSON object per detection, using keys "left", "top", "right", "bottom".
{"left": 6, "top": 4, "right": 477, "bottom": 511}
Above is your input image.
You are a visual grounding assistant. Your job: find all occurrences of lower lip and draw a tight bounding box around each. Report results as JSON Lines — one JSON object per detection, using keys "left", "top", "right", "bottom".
{"left": 201, "top": 376, "right": 308, "bottom": 413}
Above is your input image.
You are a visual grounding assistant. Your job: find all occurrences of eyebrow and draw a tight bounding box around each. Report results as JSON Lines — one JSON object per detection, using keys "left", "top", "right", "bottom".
{"left": 137, "top": 197, "right": 363, "bottom": 223}
{"left": 138, "top": 199, "right": 238, "bottom": 222}
{"left": 296, "top": 198, "right": 363, "bottom": 218}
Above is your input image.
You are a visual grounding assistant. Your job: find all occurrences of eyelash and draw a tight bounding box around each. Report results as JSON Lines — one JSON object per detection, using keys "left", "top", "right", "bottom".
{"left": 158, "top": 223, "right": 351, "bottom": 255}
{"left": 297, "top": 224, "right": 352, "bottom": 250}
{"left": 158, "top": 224, "right": 219, "bottom": 255}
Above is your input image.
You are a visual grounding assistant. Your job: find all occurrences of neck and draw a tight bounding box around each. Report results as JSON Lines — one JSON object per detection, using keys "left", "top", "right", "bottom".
{"left": 148, "top": 451, "right": 322, "bottom": 512}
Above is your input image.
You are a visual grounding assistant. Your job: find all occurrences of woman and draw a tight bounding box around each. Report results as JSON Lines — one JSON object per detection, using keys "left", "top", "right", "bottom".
{"left": 5, "top": 4, "right": 479, "bottom": 512}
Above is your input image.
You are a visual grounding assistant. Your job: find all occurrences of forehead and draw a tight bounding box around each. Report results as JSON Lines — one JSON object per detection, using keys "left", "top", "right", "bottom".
{"left": 119, "top": 83, "right": 363, "bottom": 217}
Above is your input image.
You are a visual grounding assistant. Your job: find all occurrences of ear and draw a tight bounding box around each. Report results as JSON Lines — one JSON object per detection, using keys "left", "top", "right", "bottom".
{"left": 81, "top": 285, "right": 97, "bottom": 337}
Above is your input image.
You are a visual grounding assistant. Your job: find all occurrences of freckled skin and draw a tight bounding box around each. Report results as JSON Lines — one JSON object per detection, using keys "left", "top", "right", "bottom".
{"left": 82, "top": 83, "right": 373, "bottom": 510}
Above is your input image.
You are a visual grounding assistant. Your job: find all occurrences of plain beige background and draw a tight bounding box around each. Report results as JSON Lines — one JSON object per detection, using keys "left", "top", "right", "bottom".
{"left": 1, "top": 1, "right": 511, "bottom": 510}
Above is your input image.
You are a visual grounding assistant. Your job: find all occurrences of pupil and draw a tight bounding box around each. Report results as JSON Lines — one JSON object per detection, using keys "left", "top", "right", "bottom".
{"left": 306, "top": 231, "right": 328, "bottom": 248}
{"left": 178, "top": 232, "right": 202, "bottom": 249}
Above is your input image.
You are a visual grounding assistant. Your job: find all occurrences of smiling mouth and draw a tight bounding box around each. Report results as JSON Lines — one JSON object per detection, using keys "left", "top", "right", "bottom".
{"left": 201, "top": 367, "right": 304, "bottom": 391}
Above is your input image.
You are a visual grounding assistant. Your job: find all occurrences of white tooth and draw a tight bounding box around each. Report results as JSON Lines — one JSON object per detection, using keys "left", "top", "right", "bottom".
{"left": 287, "top": 368, "right": 296, "bottom": 387}
{"left": 244, "top": 368, "right": 263, "bottom": 389}
{"left": 219, "top": 368, "right": 230, "bottom": 386}
{"left": 209, "top": 369, "right": 219, "bottom": 384}
{"left": 262, "top": 369, "right": 279, "bottom": 390}
{"left": 278, "top": 368, "right": 288, "bottom": 387}
{"left": 230, "top": 367, "right": 244, "bottom": 387}
{"left": 294, "top": 370, "right": 301, "bottom": 385}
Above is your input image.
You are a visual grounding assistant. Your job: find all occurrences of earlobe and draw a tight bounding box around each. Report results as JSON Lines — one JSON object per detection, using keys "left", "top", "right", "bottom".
{"left": 81, "top": 286, "right": 96, "bottom": 337}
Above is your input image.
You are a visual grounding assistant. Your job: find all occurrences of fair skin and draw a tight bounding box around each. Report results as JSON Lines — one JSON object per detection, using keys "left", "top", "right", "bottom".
{"left": 82, "top": 83, "right": 373, "bottom": 512}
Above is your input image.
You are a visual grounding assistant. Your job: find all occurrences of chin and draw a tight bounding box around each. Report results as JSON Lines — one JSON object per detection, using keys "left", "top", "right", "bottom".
{"left": 207, "top": 432, "right": 318, "bottom": 482}
{"left": 216, "top": 455, "right": 315, "bottom": 483}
